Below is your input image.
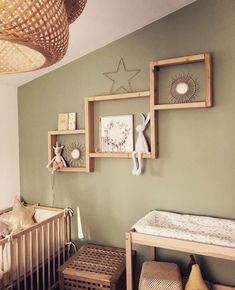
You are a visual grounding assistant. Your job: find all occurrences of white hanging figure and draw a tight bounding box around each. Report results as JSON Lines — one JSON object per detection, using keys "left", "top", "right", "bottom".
{"left": 132, "top": 112, "right": 150, "bottom": 176}
{"left": 46, "top": 141, "right": 67, "bottom": 174}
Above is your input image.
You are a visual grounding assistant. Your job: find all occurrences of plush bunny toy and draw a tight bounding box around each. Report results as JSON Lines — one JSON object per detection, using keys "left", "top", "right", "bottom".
{"left": 46, "top": 142, "right": 67, "bottom": 174}
{"left": 132, "top": 112, "right": 150, "bottom": 176}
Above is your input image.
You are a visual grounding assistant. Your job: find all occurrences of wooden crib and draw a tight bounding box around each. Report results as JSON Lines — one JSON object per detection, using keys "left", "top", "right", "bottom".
{"left": 0, "top": 205, "right": 72, "bottom": 290}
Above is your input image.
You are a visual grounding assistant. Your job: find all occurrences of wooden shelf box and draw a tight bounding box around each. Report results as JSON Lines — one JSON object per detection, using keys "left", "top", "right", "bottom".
{"left": 48, "top": 129, "right": 94, "bottom": 173}
{"left": 85, "top": 91, "right": 157, "bottom": 159}
{"left": 150, "top": 53, "right": 213, "bottom": 111}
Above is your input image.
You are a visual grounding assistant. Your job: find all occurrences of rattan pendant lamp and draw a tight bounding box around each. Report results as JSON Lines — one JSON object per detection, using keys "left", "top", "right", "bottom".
{"left": 0, "top": 0, "right": 87, "bottom": 74}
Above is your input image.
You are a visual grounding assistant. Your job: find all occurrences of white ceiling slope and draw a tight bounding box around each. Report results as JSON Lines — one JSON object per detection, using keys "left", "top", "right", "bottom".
{"left": 0, "top": 0, "right": 196, "bottom": 87}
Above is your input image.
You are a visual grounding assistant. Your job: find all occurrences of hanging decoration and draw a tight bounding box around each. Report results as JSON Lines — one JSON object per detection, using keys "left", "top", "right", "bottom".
{"left": 103, "top": 58, "right": 141, "bottom": 93}
{"left": 63, "top": 141, "right": 86, "bottom": 167}
{"left": 0, "top": 0, "right": 87, "bottom": 73}
{"left": 169, "top": 74, "right": 199, "bottom": 103}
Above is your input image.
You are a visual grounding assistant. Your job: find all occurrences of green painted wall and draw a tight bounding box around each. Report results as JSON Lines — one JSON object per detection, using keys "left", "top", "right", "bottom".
{"left": 18, "top": 0, "right": 235, "bottom": 286}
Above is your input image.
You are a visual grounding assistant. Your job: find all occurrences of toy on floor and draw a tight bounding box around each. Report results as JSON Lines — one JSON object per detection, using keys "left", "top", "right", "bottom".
{"left": 185, "top": 255, "right": 209, "bottom": 290}
{"left": 46, "top": 141, "right": 67, "bottom": 174}
{"left": 132, "top": 112, "right": 150, "bottom": 176}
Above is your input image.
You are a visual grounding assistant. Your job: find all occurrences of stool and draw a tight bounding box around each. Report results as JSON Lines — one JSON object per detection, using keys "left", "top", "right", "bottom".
{"left": 58, "top": 244, "right": 126, "bottom": 290}
{"left": 139, "top": 261, "right": 183, "bottom": 290}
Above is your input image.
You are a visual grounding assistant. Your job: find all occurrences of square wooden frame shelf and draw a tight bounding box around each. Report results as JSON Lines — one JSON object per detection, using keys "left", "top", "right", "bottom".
{"left": 48, "top": 129, "right": 94, "bottom": 172}
{"left": 85, "top": 91, "right": 157, "bottom": 159}
{"left": 150, "top": 53, "right": 212, "bottom": 110}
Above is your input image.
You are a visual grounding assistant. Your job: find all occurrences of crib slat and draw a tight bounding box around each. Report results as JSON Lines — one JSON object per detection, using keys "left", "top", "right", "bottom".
{"left": 42, "top": 225, "right": 45, "bottom": 290}
{"left": 36, "top": 228, "right": 39, "bottom": 290}
{"left": 66, "top": 213, "right": 71, "bottom": 258}
{"left": 15, "top": 238, "right": 20, "bottom": 290}
{"left": 9, "top": 239, "right": 14, "bottom": 289}
{"left": 62, "top": 216, "right": 65, "bottom": 263}
{"left": 23, "top": 234, "right": 27, "bottom": 290}
{"left": 47, "top": 223, "right": 51, "bottom": 289}
{"left": 57, "top": 218, "right": 60, "bottom": 268}
{"left": 30, "top": 231, "right": 33, "bottom": 290}
{"left": 52, "top": 219, "right": 56, "bottom": 285}
{"left": 0, "top": 245, "right": 3, "bottom": 289}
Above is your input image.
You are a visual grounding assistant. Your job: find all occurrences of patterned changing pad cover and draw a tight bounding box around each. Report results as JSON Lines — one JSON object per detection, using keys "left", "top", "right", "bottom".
{"left": 133, "top": 211, "right": 235, "bottom": 248}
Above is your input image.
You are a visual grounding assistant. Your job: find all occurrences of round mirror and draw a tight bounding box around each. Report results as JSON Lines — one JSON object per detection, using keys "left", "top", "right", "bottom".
{"left": 175, "top": 82, "right": 189, "bottom": 95}
{"left": 71, "top": 148, "right": 80, "bottom": 160}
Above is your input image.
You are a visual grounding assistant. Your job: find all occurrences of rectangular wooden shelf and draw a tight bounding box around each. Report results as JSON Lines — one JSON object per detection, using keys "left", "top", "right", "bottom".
{"left": 154, "top": 101, "right": 207, "bottom": 110}
{"left": 86, "top": 91, "right": 150, "bottom": 102}
{"left": 49, "top": 129, "right": 86, "bottom": 135}
{"left": 151, "top": 53, "right": 206, "bottom": 67}
{"left": 150, "top": 53, "right": 213, "bottom": 110}
{"left": 48, "top": 128, "right": 93, "bottom": 173}
{"left": 57, "top": 167, "right": 88, "bottom": 173}
{"left": 85, "top": 90, "right": 157, "bottom": 161}
{"left": 89, "top": 152, "right": 152, "bottom": 159}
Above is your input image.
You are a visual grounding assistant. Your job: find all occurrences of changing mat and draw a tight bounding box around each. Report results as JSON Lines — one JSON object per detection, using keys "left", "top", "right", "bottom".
{"left": 133, "top": 211, "right": 235, "bottom": 248}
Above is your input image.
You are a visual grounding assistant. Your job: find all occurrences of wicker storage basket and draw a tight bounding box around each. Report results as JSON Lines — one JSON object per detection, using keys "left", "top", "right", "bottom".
{"left": 139, "top": 261, "right": 183, "bottom": 290}
{"left": 59, "top": 244, "right": 126, "bottom": 290}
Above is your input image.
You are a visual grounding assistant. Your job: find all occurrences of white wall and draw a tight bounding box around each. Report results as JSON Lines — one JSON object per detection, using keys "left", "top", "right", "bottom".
{"left": 0, "top": 84, "right": 19, "bottom": 210}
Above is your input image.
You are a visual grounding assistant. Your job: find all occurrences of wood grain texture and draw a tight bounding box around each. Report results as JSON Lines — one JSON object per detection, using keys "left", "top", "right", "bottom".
{"left": 149, "top": 62, "right": 158, "bottom": 158}
{"left": 151, "top": 53, "right": 205, "bottom": 67}
{"left": 205, "top": 52, "right": 213, "bottom": 107}
{"left": 155, "top": 102, "right": 206, "bottom": 110}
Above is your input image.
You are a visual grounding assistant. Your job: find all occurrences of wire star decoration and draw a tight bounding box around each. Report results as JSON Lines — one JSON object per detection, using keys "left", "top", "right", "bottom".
{"left": 103, "top": 58, "right": 141, "bottom": 93}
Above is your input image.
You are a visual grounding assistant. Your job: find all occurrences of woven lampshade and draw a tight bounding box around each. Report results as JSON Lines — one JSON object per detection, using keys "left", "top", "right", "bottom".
{"left": 64, "top": 0, "right": 87, "bottom": 24}
{"left": 0, "top": 0, "right": 87, "bottom": 74}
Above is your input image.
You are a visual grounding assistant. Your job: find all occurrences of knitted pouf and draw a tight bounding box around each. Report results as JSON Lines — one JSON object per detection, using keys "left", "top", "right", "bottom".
{"left": 139, "top": 261, "right": 183, "bottom": 290}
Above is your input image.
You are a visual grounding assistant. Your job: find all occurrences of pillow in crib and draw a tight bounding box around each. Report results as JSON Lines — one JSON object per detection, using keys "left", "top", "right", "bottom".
{"left": 0, "top": 198, "right": 37, "bottom": 233}
{"left": 0, "top": 220, "right": 11, "bottom": 239}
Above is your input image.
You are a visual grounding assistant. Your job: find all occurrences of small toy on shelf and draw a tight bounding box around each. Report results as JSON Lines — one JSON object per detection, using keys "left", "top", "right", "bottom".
{"left": 132, "top": 112, "right": 150, "bottom": 176}
{"left": 46, "top": 141, "right": 67, "bottom": 174}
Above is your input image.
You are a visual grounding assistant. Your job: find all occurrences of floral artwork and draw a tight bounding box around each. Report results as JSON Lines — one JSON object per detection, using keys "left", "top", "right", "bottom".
{"left": 100, "top": 115, "right": 133, "bottom": 152}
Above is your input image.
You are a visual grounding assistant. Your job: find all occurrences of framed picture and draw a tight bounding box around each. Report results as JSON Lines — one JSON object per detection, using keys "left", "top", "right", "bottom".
{"left": 58, "top": 113, "right": 69, "bottom": 130}
{"left": 100, "top": 115, "right": 133, "bottom": 152}
{"left": 68, "top": 112, "right": 76, "bottom": 130}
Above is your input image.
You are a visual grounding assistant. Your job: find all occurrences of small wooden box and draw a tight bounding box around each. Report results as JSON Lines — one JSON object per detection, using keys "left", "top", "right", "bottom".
{"left": 59, "top": 244, "right": 127, "bottom": 290}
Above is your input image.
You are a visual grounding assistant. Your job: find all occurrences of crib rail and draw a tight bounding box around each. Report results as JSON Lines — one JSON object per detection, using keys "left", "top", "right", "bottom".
{"left": 0, "top": 206, "right": 72, "bottom": 290}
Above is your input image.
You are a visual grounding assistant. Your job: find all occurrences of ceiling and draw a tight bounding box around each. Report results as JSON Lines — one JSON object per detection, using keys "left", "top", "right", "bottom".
{"left": 0, "top": 0, "right": 196, "bottom": 87}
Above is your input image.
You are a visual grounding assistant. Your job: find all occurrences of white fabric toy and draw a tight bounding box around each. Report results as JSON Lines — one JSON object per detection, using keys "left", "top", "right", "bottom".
{"left": 132, "top": 112, "right": 150, "bottom": 176}
{"left": 46, "top": 142, "right": 67, "bottom": 174}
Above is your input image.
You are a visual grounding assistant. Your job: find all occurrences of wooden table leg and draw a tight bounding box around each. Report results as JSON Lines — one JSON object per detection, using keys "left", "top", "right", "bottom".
{"left": 125, "top": 231, "right": 133, "bottom": 290}
{"left": 149, "top": 246, "right": 156, "bottom": 261}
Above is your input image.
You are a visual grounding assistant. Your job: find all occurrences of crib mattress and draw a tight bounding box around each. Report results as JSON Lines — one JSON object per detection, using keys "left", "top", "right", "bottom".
{"left": 133, "top": 210, "right": 235, "bottom": 248}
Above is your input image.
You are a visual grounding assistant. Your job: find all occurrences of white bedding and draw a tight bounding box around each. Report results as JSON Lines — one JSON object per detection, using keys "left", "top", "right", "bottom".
{"left": 133, "top": 210, "right": 235, "bottom": 248}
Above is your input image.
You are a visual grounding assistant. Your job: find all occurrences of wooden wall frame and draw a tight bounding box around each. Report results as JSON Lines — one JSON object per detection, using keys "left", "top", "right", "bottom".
{"left": 150, "top": 53, "right": 212, "bottom": 110}
{"left": 47, "top": 53, "right": 212, "bottom": 173}
{"left": 48, "top": 129, "right": 94, "bottom": 172}
{"left": 85, "top": 91, "right": 157, "bottom": 160}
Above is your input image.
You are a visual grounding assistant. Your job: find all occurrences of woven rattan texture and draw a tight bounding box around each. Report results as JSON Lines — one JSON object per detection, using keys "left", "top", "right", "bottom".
{"left": 0, "top": 0, "right": 68, "bottom": 72}
{"left": 67, "top": 244, "right": 126, "bottom": 276}
{"left": 64, "top": 0, "right": 87, "bottom": 24}
{"left": 139, "top": 261, "right": 183, "bottom": 290}
{"left": 60, "top": 244, "right": 126, "bottom": 290}
{"left": 0, "top": 0, "right": 87, "bottom": 73}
